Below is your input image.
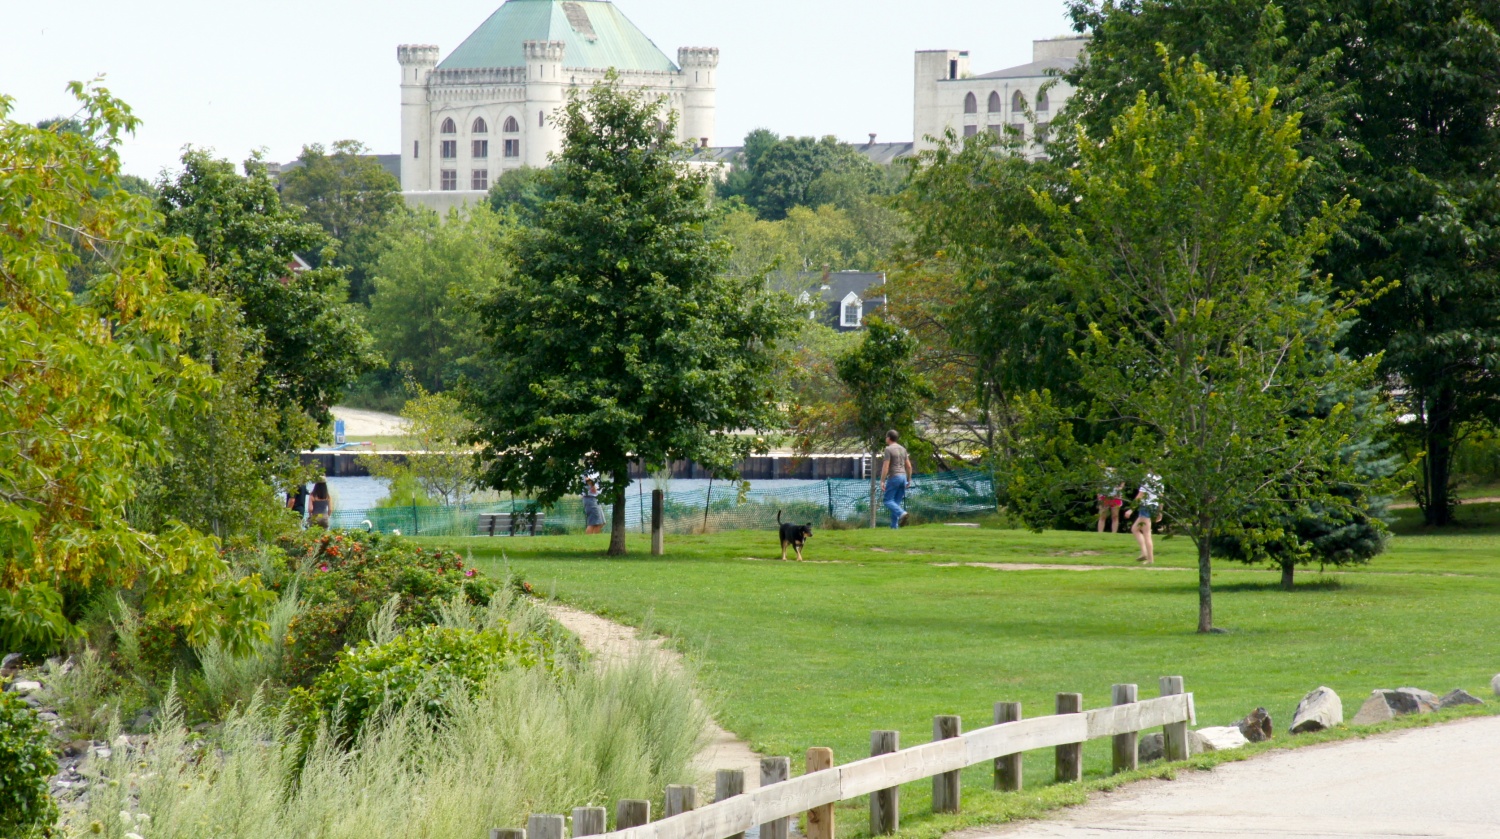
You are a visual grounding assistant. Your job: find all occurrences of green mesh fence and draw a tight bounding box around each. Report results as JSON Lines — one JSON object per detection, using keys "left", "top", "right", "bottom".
{"left": 329, "top": 470, "right": 997, "bottom": 537}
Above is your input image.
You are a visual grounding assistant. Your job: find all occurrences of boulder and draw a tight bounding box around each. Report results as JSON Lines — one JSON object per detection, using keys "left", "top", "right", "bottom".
{"left": 1439, "top": 688, "right": 1485, "bottom": 709}
{"left": 1395, "top": 687, "right": 1440, "bottom": 713}
{"left": 1195, "top": 726, "right": 1251, "bottom": 751}
{"left": 1290, "top": 686, "right": 1343, "bottom": 734}
{"left": 1236, "top": 707, "right": 1274, "bottom": 743}
{"left": 1493, "top": 674, "right": 1500, "bottom": 698}
{"left": 1138, "top": 729, "right": 1209, "bottom": 762}
{"left": 0, "top": 652, "right": 21, "bottom": 678}
{"left": 7, "top": 679, "right": 42, "bottom": 696}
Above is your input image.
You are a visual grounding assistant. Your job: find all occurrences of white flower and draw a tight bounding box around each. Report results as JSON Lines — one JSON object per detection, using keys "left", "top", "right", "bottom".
{"left": 120, "top": 812, "right": 133, "bottom": 824}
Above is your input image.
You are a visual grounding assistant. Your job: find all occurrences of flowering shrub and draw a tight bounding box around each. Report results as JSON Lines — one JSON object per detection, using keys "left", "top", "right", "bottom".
{"left": 0, "top": 691, "right": 58, "bottom": 839}
{"left": 273, "top": 530, "right": 501, "bottom": 686}
{"left": 293, "top": 623, "right": 560, "bottom": 742}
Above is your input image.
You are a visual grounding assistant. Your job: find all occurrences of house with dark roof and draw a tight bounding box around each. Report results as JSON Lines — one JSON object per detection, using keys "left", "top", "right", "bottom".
{"left": 796, "top": 270, "right": 887, "bottom": 332}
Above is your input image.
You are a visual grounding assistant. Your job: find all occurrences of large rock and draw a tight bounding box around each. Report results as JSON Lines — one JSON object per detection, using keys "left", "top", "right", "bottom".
{"left": 1195, "top": 726, "right": 1251, "bottom": 751}
{"left": 1395, "top": 687, "right": 1440, "bottom": 713}
{"left": 0, "top": 652, "right": 21, "bottom": 678}
{"left": 1351, "top": 688, "right": 1436, "bottom": 725}
{"left": 1237, "top": 707, "right": 1274, "bottom": 742}
{"left": 1138, "top": 729, "right": 1209, "bottom": 762}
{"left": 1291, "top": 686, "right": 1343, "bottom": 734}
{"left": 6, "top": 679, "right": 41, "bottom": 696}
{"left": 1493, "top": 674, "right": 1500, "bottom": 698}
{"left": 1439, "top": 688, "right": 1485, "bottom": 709}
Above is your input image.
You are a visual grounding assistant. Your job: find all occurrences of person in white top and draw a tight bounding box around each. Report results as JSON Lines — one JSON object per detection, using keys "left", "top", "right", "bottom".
{"left": 1125, "top": 473, "right": 1163, "bottom": 564}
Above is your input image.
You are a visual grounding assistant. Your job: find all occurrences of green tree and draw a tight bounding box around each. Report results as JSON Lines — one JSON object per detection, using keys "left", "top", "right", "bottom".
{"left": 469, "top": 76, "right": 796, "bottom": 555}
{"left": 487, "top": 166, "right": 554, "bottom": 219}
{"left": 720, "top": 132, "right": 892, "bottom": 220}
{"left": 1, "top": 82, "right": 270, "bottom": 651}
{"left": 362, "top": 385, "right": 480, "bottom": 508}
{"left": 1035, "top": 59, "right": 1385, "bottom": 632}
{"left": 835, "top": 318, "right": 935, "bottom": 526}
{"left": 159, "top": 149, "right": 377, "bottom": 441}
{"left": 366, "top": 205, "right": 511, "bottom": 393}
{"left": 279, "top": 140, "right": 405, "bottom": 304}
{"left": 1064, "top": 0, "right": 1500, "bottom": 526}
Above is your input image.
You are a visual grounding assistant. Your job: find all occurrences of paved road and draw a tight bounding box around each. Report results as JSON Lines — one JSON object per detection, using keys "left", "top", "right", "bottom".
{"left": 973, "top": 715, "right": 1500, "bottom": 838}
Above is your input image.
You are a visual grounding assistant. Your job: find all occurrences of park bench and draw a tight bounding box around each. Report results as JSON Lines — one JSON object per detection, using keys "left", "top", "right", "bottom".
{"left": 477, "top": 512, "right": 547, "bottom": 537}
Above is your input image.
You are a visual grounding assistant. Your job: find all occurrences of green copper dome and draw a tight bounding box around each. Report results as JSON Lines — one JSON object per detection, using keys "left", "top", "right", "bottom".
{"left": 438, "top": 0, "right": 679, "bottom": 73}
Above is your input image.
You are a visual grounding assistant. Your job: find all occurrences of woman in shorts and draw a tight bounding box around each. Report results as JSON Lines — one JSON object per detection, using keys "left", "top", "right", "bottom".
{"left": 1127, "top": 473, "right": 1163, "bottom": 564}
{"left": 1097, "top": 468, "right": 1125, "bottom": 533}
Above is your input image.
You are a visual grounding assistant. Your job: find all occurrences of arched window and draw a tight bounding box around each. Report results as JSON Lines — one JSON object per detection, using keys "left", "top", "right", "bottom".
{"left": 472, "top": 117, "right": 488, "bottom": 134}
{"left": 988, "top": 91, "right": 1002, "bottom": 113}
{"left": 1011, "top": 91, "right": 1025, "bottom": 112}
{"left": 441, "top": 118, "right": 457, "bottom": 134}
{"left": 503, "top": 116, "right": 520, "bottom": 133}
{"left": 963, "top": 92, "right": 978, "bottom": 114}
{"left": 1037, "top": 91, "right": 1050, "bottom": 112}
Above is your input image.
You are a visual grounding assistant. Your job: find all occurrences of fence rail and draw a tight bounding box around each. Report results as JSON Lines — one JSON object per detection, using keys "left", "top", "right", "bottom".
{"left": 498, "top": 678, "right": 1195, "bottom": 839}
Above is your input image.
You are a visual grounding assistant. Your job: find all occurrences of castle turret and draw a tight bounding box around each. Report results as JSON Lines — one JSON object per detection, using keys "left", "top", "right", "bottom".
{"left": 913, "top": 49, "right": 969, "bottom": 151}
{"left": 678, "top": 47, "right": 720, "bottom": 148}
{"left": 398, "top": 44, "right": 439, "bottom": 191}
{"left": 523, "top": 40, "right": 566, "bottom": 168}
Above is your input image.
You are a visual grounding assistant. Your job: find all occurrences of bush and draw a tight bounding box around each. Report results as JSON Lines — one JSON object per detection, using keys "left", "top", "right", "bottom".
{"left": 274, "top": 530, "right": 500, "bottom": 685}
{"left": 0, "top": 691, "right": 58, "bottom": 839}
{"left": 299, "top": 623, "right": 561, "bottom": 741}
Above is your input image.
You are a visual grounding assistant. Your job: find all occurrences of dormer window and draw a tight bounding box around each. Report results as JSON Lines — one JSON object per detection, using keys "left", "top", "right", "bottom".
{"left": 841, "top": 292, "right": 863, "bottom": 328}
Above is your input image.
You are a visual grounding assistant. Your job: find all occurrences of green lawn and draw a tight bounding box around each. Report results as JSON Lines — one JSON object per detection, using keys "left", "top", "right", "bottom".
{"left": 421, "top": 507, "right": 1500, "bottom": 836}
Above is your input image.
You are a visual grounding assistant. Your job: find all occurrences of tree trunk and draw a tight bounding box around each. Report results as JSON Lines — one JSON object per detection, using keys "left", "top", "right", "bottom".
{"left": 608, "top": 465, "right": 629, "bottom": 557}
{"left": 1196, "top": 536, "right": 1214, "bottom": 633}
{"left": 1422, "top": 390, "right": 1457, "bottom": 527}
{"left": 1280, "top": 561, "right": 1295, "bottom": 591}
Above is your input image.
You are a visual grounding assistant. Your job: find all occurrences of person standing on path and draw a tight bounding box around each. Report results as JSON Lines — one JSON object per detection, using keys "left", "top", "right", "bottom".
{"left": 879, "top": 430, "right": 913, "bottom": 529}
{"left": 582, "top": 475, "right": 605, "bottom": 535}
{"left": 1126, "top": 472, "right": 1163, "bottom": 564}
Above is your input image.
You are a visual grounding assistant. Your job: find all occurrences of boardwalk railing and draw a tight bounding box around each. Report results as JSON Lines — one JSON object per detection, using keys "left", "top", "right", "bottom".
{"left": 497, "top": 677, "right": 1196, "bottom": 839}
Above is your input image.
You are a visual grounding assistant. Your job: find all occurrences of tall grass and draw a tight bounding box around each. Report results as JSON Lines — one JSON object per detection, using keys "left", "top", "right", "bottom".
{"left": 69, "top": 648, "right": 708, "bottom": 839}
{"left": 190, "top": 584, "right": 301, "bottom": 716}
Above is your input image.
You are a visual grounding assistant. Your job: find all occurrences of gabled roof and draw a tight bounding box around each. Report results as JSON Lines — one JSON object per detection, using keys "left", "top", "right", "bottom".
{"left": 797, "top": 271, "right": 887, "bottom": 305}
{"left": 971, "top": 56, "right": 1077, "bottom": 81}
{"left": 439, "top": 0, "right": 678, "bottom": 72}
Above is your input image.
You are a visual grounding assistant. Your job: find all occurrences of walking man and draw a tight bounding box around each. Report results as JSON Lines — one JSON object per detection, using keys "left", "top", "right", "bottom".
{"left": 879, "top": 430, "right": 913, "bottom": 529}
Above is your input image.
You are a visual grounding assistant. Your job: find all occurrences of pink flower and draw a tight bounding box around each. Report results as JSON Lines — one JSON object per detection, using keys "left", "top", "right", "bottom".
{"left": 319, "top": 564, "right": 330, "bottom": 572}
{"left": 465, "top": 569, "right": 477, "bottom": 578}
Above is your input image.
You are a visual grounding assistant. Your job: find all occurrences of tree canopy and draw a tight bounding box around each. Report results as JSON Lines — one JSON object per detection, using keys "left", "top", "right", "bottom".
{"left": 719, "top": 130, "right": 896, "bottom": 220}
{"left": 469, "top": 76, "right": 796, "bottom": 555}
{"left": 279, "top": 140, "right": 405, "bottom": 304}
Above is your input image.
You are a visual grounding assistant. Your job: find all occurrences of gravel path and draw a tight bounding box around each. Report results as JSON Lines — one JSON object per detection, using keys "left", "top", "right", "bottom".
{"left": 961, "top": 715, "right": 1500, "bottom": 838}
{"left": 543, "top": 603, "right": 766, "bottom": 789}
{"left": 330, "top": 406, "right": 409, "bottom": 436}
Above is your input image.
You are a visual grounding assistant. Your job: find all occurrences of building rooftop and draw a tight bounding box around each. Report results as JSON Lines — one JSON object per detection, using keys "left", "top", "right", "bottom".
{"left": 971, "top": 56, "right": 1077, "bottom": 81}
{"left": 693, "top": 141, "right": 915, "bottom": 166}
{"left": 439, "top": 0, "right": 678, "bottom": 72}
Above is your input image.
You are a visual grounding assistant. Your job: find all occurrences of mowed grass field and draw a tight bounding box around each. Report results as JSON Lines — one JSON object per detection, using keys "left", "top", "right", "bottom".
{"left": 421, "top": 506, "right": 1500, "bottom": 835}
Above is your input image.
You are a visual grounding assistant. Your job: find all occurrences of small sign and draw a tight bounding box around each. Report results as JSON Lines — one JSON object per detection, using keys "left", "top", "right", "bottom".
{"left": 334, "top": 419, "right": 346, "bottom": 445}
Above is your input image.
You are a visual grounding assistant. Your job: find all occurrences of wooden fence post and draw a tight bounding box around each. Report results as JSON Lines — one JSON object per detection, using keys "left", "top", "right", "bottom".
{"left": 994, "top": 702, "right": 1023, "bottom": 792}
{"left": 932, "top": 716, "right": 962, "bottom": 813}
{"left": 651, "top": 489, "right": 664, "bottom": 556}
{"left": 760, "top": 757, "right": 792, "bottom": 839}
{"left": 615, "top": 801, "right": 651, "bottom": 830}
{"left": 665, "top": 785, "right": 699, "bottom": 817}
{"left": 806, "top": 747, "right": 835, "bottom": 839}
{"left": 870, "top": 730, "right": 900, "bottom": 835}
{"left": 572, "top": 808, "right": 606, "bottom": 838}
{"left": 716, "top": 769, "right": 746, "bottom": 839}
{"left": 490, "top": 830, "right": 525, "bottom": 839}
{"left": 1160, "top": 676, "right": 1189, "bottom": 761}
{"left": 527, "top": 815, "right": 565, "bottom": 839}
{"left": 1112, "top": 684, "right": 1139, "bottom": 773}
{"left": 1054, "top": 693, "right": 1084, "bottom": 783}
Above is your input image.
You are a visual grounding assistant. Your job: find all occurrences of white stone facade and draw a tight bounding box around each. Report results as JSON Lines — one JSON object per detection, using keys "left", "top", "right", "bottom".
{"left": 398, "top": 2, "right": 717, "bottom": 211}
{"left": 914, "top": 36, "right": 1087, "bottom": 156}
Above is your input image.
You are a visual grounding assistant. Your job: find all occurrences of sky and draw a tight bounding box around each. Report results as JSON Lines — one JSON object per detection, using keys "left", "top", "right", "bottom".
{"left": 3, "top": 0, "right": 1075, "bottom": 181}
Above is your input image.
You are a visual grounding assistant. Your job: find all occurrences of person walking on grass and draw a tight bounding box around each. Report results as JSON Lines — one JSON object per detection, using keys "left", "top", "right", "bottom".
{"left": 582, "top": 475, "right": 605, "bottom": 535}
{"left": 1126, "top": 472, "right": 1163, "bottom": 564}
{"left": 1097, "top": 467, "right": 1125, "bottom": 533}
{"left": 879, "top": 430, "right": 913, "bottom": 530}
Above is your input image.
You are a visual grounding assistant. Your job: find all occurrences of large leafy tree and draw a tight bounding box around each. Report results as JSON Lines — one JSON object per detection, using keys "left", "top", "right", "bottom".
{"left": 469, "top": 76, "right": 796, "bottom": 555}
{"left": 1, "top": 83, "right": 270, "bottom": 650}
{"left": 1065, "top": 0, "right": 1500, "bottom": 526}
{"left": 1035, "top": 59, "right": 1387, "bottom": 632}
{"left": 720, "top": 131, "right": 894, "bottom": 220}
{"left": 366, "top": 205, "right": 511, "bottom": 393}
{"left": 159, "top": 150, "right": 377, "bottom": 442}
{"left": 279, "top": 139, "right": 405, "bottom": 304}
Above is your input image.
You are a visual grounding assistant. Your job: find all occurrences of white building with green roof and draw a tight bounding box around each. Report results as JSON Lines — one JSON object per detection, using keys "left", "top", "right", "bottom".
{"left": 398, "top": 0, "right": 717, "bottom": 209}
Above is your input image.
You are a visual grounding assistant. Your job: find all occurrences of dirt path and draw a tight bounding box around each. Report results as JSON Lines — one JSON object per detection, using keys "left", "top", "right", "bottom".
{"left": 543, "top": 603, "right": 765, "bottom": 789}
{"left": 935, "top": 562, "right": 1187, "bottom": 572}
{"left": 330, "top": 407, "right": 409, "bottom": 437}
{"left": 961, "top": 715, "right": 1500, "bottom": 838}
{"left": 1390, "top": 496, "right": 1500, "bottom": 509}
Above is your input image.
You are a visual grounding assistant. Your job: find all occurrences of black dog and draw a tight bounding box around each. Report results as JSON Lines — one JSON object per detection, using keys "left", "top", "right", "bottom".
{"left": 777, "top": 510, "right": 813, "bottom": 561}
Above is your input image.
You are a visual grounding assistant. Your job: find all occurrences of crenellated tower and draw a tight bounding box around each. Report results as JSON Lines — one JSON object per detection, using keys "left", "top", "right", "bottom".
{"left": 677, "top": 46, "right": 720, "bottom": 148}
{"left": 523, "top": 40, "right": 566, "bottom": 168}
{"left": 397, "top": 44, "right": 439, "bottom": 191}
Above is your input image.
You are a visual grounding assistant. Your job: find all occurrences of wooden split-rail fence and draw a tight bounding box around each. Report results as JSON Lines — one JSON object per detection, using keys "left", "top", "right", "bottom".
{"left": 490, "top": 677, "right": 1196, "bottom": 839}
